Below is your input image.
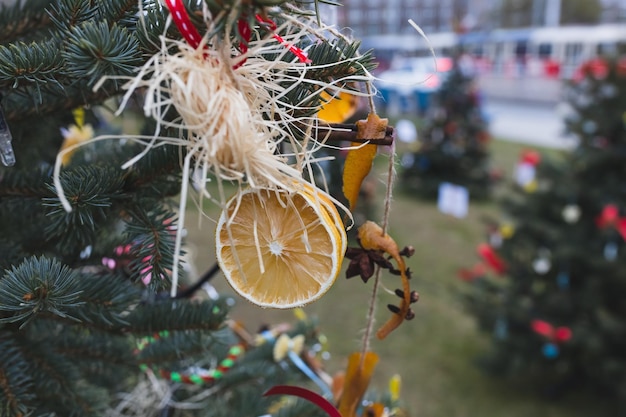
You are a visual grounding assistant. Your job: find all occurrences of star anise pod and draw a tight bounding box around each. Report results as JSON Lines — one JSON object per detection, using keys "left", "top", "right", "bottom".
{"left": 345, "top": 247, "right": 394, "bottom": 283}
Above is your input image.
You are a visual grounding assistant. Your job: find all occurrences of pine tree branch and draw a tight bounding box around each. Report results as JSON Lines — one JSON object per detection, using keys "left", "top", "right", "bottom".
{"left": 98, "top": 0, "right": 141, "bottom": 28}
{"left": 0, "top": 0, "right": 53, "bottom": 44}
{"left": 46, "top": 0, "right": 98, "bottom": 32}
{"left": 123, "top": 205, "right": 178, "bottom": 291}
{"left": 0, "top": 39, "right": 65, "bottom": 88}
{"left": 124, "top": 297, "right": 231, "bottom": 334}
{"left": 3, "top": 82, "right": 116, "bottom": 122}
{"left": 0, "top": 333, "right": 34, "bottom": 417}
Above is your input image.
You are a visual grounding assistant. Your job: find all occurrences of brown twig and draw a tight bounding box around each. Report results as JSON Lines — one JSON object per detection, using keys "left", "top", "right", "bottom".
{"left": 315, "top": 123, "right": 394, "bottom": 146}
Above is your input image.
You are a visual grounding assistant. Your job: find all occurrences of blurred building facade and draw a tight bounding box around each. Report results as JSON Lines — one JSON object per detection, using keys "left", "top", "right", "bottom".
{"left": 338, "top": 0, "right": 626, "bottom": 38}
{"left": 337, "top": 0, "right": 460, "bottom": 37}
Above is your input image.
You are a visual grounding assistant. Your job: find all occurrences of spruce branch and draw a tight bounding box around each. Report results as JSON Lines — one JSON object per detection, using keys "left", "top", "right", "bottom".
{"left": 0, "top": 0, "right": 53, "bottom": 43}
{"left": 64, "top": 272, "right": 143, "bottom": 328}
{"left": 124, "top": 205, "right": 178, "bottom": 291}
{"left": 43, "top": 165, "right": 126, "bottom": 250}
{"left": 0, "top": 39, "right": 64, "bottom": 88}
{"left": 3, "top": 81, "right": 116, "bottom": 121}
{"left": 63, "top": 21, "right": 142, "bottom": 87}
{"left": 98, "top": 0, "right": 141, "bottom": 29}
{"left": 124, "top": 297, "right": 231, "bottom": 334}
{"left": 0, "top": 256, "right": 84, "bottom": 328}
{"left": 0, "top": 165, "right": 53, "bottom": 198}
{"left": 46, "top": 0, "right": 98, "bottom": 32}
{"left": 135, "top": 327, "right": 232, "bottom": 369}
{"left": 53, "top": 327, "right": 136, "bottom": 369}
{"left": 7, "top": 331, "right": 104, "bottom": 417}
{"left": 124, "top": 144, "right": 183, "bottom": 198}
{"left": 0, "top": 334, "right": 34, "bottom": 417}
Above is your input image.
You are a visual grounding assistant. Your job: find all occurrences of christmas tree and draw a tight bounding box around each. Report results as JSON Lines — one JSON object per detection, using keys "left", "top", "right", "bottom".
{"left": 400, "top": 53, "right": 494, "bottom": 200}
{"left": 0, "top": 1, "right": 416, "bottom": 415}
{"left": 461, "top": 55, "right": 626, "bottom": 409}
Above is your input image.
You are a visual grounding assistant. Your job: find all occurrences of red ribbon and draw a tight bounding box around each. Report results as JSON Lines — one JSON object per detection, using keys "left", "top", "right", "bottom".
{"left": 596, "top": 204, "right": 626, "bottom": 240}
{"left": 531, "top": 319, "right": 572, "bottom": 343}
{"left": 255, "top": 14, "right": 311, "bottom": 64}
{"left": 164, "top": 0, "right": 203, "bottom": 49}
{"left": 264, "top": 385, "right": 340, "bottom": 417}
{"left": 477, "top": 243, "right": 507, "bottom": 275}
{"left": 164, "top": 1, "right": 310, "bottom": 65}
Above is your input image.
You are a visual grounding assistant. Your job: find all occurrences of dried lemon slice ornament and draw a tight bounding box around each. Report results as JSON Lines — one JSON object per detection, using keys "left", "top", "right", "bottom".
{"left": 216, "top": 187, "right": 346, "bottom": 308}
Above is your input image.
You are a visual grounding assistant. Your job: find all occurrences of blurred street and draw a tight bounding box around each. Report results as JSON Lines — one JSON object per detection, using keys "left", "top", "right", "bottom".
{"left": 482, "top": 96, "right": 577, "bottom": 149}
{"left": 475, "top": 74, "right": 577, "bottom": 149}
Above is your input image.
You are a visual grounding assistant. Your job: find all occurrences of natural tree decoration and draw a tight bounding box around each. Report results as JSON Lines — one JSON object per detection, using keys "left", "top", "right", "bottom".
{"left": 356, "top": 221, "right": 417, "bottom": 339}
{"left": 342, "top": 113, "right": 388, "bottom": 211}
{"left": 0, "top": 1, "right": 418, "bottom": 415}
{"left": 54, "top": 0, "right": 374, "bottom": 297}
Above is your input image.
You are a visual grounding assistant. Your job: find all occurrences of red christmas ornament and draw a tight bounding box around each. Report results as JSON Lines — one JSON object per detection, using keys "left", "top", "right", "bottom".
{"left": 531, "top": 319, "right": 572, "bottom": 343}
{"left": 531, "top": 319, "right": 553, "bottom": 338}
{"left": 554, "top": 326, "right": 573, "bottom": 343}
{"left": 477, "top": 243, "right": 507, "bottom": 275}
{"left": 596, "top": 204, "right": 626, "bottom": 240}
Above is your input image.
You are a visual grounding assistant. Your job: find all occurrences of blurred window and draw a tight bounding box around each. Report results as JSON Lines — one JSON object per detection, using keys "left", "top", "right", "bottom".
{"left": 538, "top": 43, "right": 552, "bottom": 59}
{"left": 564, "top": 43, "right": 583, "bottom": 64}
{"left": 597, "top": 42, "right": 617, "bottom": 56}
{"left": 348, "top": 9, "right": 362, "bottom": 23}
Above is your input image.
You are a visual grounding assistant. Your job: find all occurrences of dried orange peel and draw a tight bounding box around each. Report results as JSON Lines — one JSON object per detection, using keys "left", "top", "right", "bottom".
{"left": 357, "top": 221, "right": 414, "bottom": 339}
{"left": 342, "top": 113, "right": 388, "bottom": 211}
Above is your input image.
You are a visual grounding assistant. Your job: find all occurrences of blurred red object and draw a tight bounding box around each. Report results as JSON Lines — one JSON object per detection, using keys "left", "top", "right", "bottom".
{"left": 458, "top": 262, "right": 487, "bottom": 281}
{"left": 573, "top": 58, "right": 609, "bottom": 81}
{"left": 531, "top": 319, "right": 572, "bottom": 343}
{"left": 477, "top": 243, "right": 507, "bottom": 275}
{"left": 520, "top": 149, "right": 541, "bottom": 166}
{"left": 595, "top": 204, "right": 626, "bottom": 240}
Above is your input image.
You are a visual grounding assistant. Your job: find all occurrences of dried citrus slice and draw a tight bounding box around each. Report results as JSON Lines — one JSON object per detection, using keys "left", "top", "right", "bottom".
{"left": 295, "top": 182, "right": 349, "bottom": 255}
{"left": 216, "top": 187, "right": 345, "bottom": 308}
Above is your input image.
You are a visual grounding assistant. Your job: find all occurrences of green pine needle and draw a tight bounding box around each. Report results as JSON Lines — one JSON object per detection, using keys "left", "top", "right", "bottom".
{"left": 0, "top": 256, "right": 84, "bottom": 328}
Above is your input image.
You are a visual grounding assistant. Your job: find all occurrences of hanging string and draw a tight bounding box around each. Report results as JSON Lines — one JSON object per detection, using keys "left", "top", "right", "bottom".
{"left": 361, "top": 138, "right": 396, "bottom": 360}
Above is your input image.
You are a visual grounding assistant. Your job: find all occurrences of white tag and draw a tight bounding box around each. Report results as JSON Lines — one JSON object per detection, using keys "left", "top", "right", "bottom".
{"left": 438, "top": 182, "right": 469, "bottom": 218}
{"left": 514, "top": 162, "right": 536, "bottom": 186}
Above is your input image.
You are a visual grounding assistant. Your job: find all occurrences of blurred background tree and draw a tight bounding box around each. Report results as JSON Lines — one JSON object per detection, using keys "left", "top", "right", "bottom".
{"left": 400, "top": 53, "right": 495, "bottom": 201}
{"left": 461, "top": 55, "right": 626, "bottom": 409}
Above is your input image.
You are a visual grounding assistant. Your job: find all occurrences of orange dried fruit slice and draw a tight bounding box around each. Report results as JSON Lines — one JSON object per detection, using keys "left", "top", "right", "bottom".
{"left": 295, "top": 182, "right": 348, "bottom": 255}
{"left": 216, "top": 187, "right": 345, "bottom": 308}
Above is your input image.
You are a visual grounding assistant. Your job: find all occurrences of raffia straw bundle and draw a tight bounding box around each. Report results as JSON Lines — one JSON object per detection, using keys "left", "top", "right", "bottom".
{"left": 55, "top": 8, "right": 374, "bottom": 295}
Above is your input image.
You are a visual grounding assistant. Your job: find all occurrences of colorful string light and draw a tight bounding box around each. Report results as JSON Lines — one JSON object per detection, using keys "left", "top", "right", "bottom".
{"left": 135, "top": 331, "right": 245, "bottom": 385}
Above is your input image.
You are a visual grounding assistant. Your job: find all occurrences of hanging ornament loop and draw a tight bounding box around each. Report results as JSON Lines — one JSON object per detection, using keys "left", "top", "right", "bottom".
{"left": 164, "top": 0, "right": 203, "bottom": 49}
{"left": 254, "top": 14, "right": 311, "bottom": 64}
{"left": 164, "top": 0, "right": 310, "bottom": 64}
